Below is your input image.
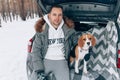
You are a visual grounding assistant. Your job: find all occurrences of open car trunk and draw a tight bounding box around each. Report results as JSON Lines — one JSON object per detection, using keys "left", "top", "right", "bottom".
{"left": 36, "top": 0, "right": 120, "bottom": 40}
{"left": 37, "top": 0, "right": 120, "bottom": 22}
{"left": 26, "top": 0, "right": 120, "bottom": 80}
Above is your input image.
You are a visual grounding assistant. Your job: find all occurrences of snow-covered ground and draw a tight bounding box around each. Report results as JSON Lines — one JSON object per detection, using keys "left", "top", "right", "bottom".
{"left": 0, "top": 17, "right": 39, "bottom": 80}
{"left": 0, "top": 15, "right": 120, "bottom": 80}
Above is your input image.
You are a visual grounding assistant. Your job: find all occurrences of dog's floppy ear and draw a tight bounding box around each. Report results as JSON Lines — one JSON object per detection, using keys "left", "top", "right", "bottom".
{"left": 78, "top": 36, "right": 84, "bottom": 48}
{"left": 91, "top": 35, "right": 96, "bottom": 46}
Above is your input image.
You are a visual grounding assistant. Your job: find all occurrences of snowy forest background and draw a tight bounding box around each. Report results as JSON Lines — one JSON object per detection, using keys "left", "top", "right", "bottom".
{"left": 0, "top": 0, "right": 41, "bottom": 80}
{"left": 0, "top": 0, "right": 42, "bottom": 24}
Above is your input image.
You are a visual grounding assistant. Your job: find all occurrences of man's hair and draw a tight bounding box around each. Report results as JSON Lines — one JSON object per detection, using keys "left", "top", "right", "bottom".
{"left": 48, "top": 5, "right": 63, "bottom": 13}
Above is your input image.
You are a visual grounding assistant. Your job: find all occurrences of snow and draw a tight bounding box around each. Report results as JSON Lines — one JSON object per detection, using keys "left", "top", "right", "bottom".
{"left": 0, "top": 17, "right": 39, "bottom": 80}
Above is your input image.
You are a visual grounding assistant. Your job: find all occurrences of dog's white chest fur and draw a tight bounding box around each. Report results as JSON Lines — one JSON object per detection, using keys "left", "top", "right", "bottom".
{"left": 75, "top": 47, "right": 89, "bottom": 74}
{"left": 78, "top": 47, "right": 89, "bottom": 60}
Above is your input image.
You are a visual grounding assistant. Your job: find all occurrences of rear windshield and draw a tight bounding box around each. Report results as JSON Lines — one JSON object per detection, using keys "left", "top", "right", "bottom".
{"left": 42, "top": 0, "right": 117, "bottom": 5}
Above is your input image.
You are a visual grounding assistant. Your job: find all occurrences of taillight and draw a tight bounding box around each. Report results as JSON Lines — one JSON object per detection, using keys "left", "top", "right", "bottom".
{"left": 117, "top": 43, "right": 120, "bottom": 68}
{"left": 117, "top": 50, "right": 120, "bottom": 68}
{"left": 28, "top": 39, "right": 33, "bottom": 53}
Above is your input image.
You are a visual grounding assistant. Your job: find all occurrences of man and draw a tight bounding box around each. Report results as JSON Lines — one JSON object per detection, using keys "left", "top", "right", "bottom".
{"left": 31, "top": 5, "right": 77, "bottom": 80}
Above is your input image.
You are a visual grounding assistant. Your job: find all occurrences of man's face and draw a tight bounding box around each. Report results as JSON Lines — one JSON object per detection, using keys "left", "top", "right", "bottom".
{"left": 48, "top": 7, "right": 63, "bottom": 29}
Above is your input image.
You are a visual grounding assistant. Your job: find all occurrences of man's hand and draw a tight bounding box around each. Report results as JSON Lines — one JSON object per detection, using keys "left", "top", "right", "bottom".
{"left": 36, "top": 70, "right": 46, "bottom": 80}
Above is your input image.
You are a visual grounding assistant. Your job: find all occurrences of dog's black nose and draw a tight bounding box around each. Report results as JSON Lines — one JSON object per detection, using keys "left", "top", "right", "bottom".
{"left": 87, "top": 42, "right": 90, "bottom": 45}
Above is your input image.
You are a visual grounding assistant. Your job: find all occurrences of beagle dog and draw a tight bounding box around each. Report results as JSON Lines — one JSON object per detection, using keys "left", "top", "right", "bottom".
{"left": 70, "top": 33, "right": 96, "bottom": 74}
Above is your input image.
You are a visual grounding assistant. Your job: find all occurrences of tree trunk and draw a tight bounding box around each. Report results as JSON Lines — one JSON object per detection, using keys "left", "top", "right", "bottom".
{"left": 6, "top": 0, "right": 12, "bottom": 22}
{"left": 0, "top": 0, "right": 41, "bottom": 22}
{"left": 1, "top": 0, "right": 7, "bottom": 22}
{"left": 21, "top": 0, "right": 26, "bottom": 21}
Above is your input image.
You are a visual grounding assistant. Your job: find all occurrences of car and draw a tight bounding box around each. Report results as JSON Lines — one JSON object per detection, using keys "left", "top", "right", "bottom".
{"left": 26, "top": 0, "right": 120, "bottom": 80}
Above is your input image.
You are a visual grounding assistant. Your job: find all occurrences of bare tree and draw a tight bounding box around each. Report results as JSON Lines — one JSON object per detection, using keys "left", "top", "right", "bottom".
{"left": 18, "top": 0, "right": 26, "bottom": 20}
{"left": 1, "top": 0, "right": 7, "bottom": 22}
{"left": 0, "top": 0, "right": 42, "bottom": 22}
{"left": 6, "top": 0, "right": 12, "bottom": 21}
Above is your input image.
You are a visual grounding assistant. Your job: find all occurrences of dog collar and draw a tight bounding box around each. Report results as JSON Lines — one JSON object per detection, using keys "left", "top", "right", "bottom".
{"left": 81, "top": 48, "right": 88, "bottom": 51}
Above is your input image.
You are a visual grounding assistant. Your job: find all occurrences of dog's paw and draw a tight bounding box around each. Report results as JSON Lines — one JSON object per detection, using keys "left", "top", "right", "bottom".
{"left": 75, "top": 69, "right": 79, "bottom": 74}
{"left": 83, "top": 70, "right": 88, "bottom": 74}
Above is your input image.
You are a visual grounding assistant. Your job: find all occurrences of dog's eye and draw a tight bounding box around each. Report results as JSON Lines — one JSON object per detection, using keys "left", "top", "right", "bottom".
{"left": 83, "top": 38, "right": 86, "bottom": 41}
{"left": 89, "top": 38, "right": 92, "bottom": 40}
